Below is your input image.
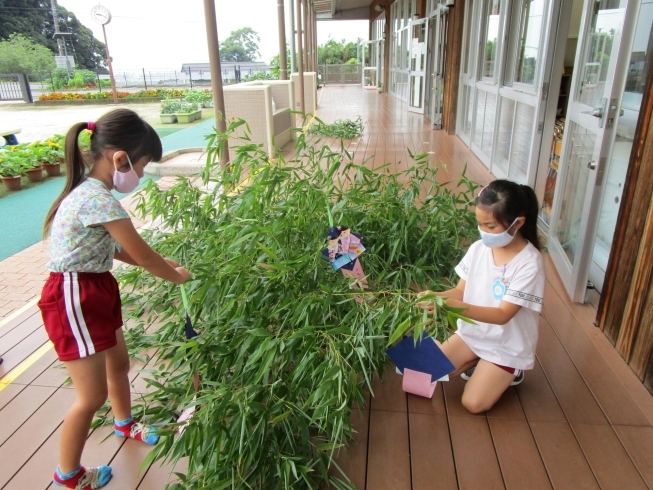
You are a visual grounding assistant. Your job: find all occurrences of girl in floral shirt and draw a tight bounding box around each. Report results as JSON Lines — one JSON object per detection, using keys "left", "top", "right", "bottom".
{"left": 40, "top": 109, "right": 191, "bottom": 490}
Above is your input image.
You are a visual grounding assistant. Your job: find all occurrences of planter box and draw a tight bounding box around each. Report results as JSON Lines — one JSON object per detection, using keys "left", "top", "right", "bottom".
{"left": 34, "top": 97, "right": 164, "bottom": 106}
{"left": 175, "top": 110, "right": 201, "bottom": 123}
{"left": 160, "top": 114, "right": 177, "bottom": 124}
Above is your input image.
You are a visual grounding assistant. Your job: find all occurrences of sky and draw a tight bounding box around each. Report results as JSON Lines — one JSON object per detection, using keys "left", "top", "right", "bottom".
{"left": 57, "top": 0, "right": 369, "bottom": 71}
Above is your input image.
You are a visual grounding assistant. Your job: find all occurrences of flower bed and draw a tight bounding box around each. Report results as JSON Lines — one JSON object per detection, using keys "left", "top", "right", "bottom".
{"left": 38, "top": 88, "right": 199, "bottom": 102}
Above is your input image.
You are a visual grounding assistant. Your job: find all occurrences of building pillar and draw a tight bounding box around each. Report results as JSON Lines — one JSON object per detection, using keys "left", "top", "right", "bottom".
{"left": 203, "top": 0, "right": 229, "bottom": 166}
{"left": 303, "top": 0, "right": 310, "bottom": 72}
{"left": 277, "top": 0, "right": 288, "bottom": 79}
{"left": 443, "top": 0, "right": 464, "bottom": 135}
{"left": 383, "top": 5, "right": 391, "bottom": 95}
{"left": 296, "top": 0, "right": 305, "bottom": 112}
{"left": 289, "top": 0, "right": 297, "bottom": 73}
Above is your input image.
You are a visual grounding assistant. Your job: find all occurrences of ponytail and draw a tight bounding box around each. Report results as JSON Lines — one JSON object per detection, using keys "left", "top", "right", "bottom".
{"left": 43, "top": 122, "right": 91, "bottom": 237}
{"left": 475, "top": 179, "right": 542, "bottom": 251}
{"left": 42, "top": 109, "right": 162, "bottom": 238}
{"left": 517, "top": 184, "right": 541, "bottom": 251}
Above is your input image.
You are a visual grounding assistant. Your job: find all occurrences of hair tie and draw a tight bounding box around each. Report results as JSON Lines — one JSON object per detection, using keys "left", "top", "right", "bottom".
{"left": 87, "top": 121, "right": 96, "bottom": 132}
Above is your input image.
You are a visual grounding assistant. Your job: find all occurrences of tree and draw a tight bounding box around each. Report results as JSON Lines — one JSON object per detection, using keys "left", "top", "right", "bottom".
{"left": 0, "top": 34, "right": 55, "bottom": 78}
{"left": 220, "top": 27, "right": 261, "bottom": 62}
{"left": 269, "top": 47, "right": 291, "bottom": 78}
{"left": 0, "top": 0, "right": 106, "bottom": 70}
{"left": 318, "top": 38, "right": 360, "bottom": 65}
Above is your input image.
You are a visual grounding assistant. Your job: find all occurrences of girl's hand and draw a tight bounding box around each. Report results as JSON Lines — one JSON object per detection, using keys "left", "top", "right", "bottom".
{"left": 174, "top": 267, "right": 192, "bottom": 284}
{"left": 165, "top": 258, "right": 181, "bottom": 268}
{"left": 417, "top": 290, "right": 436, "bottom": 313}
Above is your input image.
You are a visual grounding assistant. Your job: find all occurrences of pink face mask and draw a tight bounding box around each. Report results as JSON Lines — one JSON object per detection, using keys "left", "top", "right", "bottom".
{"left": 113, "top": 154, "right": 140, "bottom": 193}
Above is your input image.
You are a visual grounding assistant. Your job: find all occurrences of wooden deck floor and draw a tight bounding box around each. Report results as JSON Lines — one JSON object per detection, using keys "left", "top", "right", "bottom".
{"left": 1, "top": 85, "right": 653, "bottom": 489}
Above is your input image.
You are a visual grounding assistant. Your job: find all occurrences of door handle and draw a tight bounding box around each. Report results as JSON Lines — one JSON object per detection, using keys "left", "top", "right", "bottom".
{"left": 581, "top": 107, "right": 604, "bottom": 118}
{"left": 588, "top": 160, "right": 597, "bottom": 170}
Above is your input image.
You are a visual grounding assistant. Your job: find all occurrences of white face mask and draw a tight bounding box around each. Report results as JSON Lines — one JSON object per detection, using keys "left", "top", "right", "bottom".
{"left": 112, "top": 154, "right": 140, "bottom": 193}
{"left": 478, "top": 218, "right": 520, "bottom": 249}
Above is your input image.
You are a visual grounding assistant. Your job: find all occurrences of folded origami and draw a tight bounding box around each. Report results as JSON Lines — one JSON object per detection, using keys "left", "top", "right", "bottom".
{"left": 386, "top": 333, "right": 456, "bottom": 398}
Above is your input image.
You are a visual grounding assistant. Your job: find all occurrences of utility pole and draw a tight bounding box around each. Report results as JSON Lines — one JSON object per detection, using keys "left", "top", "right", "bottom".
{"left": 50, "top": 0, "right": 64, "bottom": 56}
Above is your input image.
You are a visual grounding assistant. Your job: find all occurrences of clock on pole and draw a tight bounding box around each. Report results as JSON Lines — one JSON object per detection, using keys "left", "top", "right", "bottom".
{"left": 90, "top": 5, "right": 112, "bottom": 25}
{"left": 91, "top": 5, "right": 118, "bottom": 104}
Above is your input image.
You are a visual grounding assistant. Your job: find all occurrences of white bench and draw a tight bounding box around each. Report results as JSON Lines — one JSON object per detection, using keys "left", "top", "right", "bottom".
{"left": 0, "top": 128, "right": 21, "bottom": 146}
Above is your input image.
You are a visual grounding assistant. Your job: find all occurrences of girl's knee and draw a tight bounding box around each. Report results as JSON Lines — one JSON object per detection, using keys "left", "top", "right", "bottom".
{"left": 461, "top": 392, "right": 491, "bottom": 414}
{"left": 76, "top": 389, "right": 108, "bottom": 413}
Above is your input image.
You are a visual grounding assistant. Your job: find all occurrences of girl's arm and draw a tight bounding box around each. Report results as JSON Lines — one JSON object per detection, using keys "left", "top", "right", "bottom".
{"left": 417, "top": 279, "right": 466, "bottom": 313}
{"left": 103, "top": 219, "right": 191, "bottom": 284}
{"left": 115, "top": 247, "right": 181, "bottom": 269}
{"left": 445, "top": 298, "right": 522, "bottom": 325}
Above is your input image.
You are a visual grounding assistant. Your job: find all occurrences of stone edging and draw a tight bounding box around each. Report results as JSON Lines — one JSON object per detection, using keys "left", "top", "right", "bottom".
{"left": 34, "top": 97, "right": 164, "bottom": 106}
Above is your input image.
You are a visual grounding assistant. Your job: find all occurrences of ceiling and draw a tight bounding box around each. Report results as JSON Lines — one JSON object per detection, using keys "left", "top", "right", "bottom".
{"left": 314, "top": 0, "right": 376, "bottom": 20}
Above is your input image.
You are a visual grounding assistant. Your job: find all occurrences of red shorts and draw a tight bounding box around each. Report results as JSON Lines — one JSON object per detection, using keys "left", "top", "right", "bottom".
{"left": 495, "top": 364, "right": 522, "bottom": 376}
{"left": 38, "top": 271, "right": 123, "bottom": 361}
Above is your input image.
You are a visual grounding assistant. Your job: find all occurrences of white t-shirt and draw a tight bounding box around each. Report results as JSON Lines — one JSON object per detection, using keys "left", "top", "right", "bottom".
{"left": 453, "top": 240, "right": 545, "bottom": 370}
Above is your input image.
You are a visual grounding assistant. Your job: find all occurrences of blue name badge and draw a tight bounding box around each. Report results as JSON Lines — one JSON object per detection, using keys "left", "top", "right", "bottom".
{"left": 492, "top": 279, "right": 506, "bottom": 300}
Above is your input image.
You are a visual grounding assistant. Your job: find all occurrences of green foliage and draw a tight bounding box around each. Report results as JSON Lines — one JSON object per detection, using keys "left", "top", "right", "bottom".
{"left": 307, "top": 117, "right": 365, "bottom": 140}
{"left": 184, "top": 90, "right": 212, "bottom": 105}
{"left": 242, "top": 72, "right": 277, "bottom": 82}
{"left": 0, "top": 1, "right": 106, "bottom": 70}
{"left": 270, "top": 48, "right": 291, "bottom": 78}
{"left": 113, "top": 121, "right": 478, "bottom": 489}
{"left": 160, "top": 99, "right": 182, "bottom": 115}
{"left": 318, "top": 38, "right": 361, "bottom": 65}
{"left": 220, "top": 27, "right": 261, "bottom": 62}
{"left": 0, "top": 33, "right": 55, "bottom": 78}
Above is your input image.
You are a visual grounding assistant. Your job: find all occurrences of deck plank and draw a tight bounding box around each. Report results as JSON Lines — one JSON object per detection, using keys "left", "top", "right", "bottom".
{"left": 4, "top": 425, "right": 61, "bottom": 490}
{"left": 0, "top": 385, "right": 57, "bottom": 446}
{"left": 613, "top": 425, "right": 653, "bottom": 487}
{"left": 8, "top": 346, "right": 59, "bottom": 386}
{"left": 0, "top": 327, "right": 50, "bottom": 374}
{"left": 448, "top": 415, "right": 505, "bottom": 490}
{"left": 366, "top": 410, "right": 411, "bottom": 490}
{"left": 572, "top": 423, "right": 647, "bottom": 490}
{"left": 0, "top": 311, "right": 42, "bottom": 349}
{"left": 370, "top": 367, "right": 407, "bottom": 413}
{"left": 542, "top": 282, "right": 650, "bottom": 426}
{"left": 409, "top": 412, "right": 458, "bottom": 490}
{"left": 486, "top": 387, "right": 526, "bottom": 420}
{"left": 487, "top": 418, "right": 552, "bottom": 490}
{"left": 328, "top": 409, "right": 369, "bottom": 490}
{"left": 137, "top": 458, "right": 188, "bottom": 489}
{"left": 528, "top": 420, "right": 599, "bottom": 490}
{"left": 0, "top": 308, "right": 41, "bottom": 340}
{"left": 536, "top": 318, "right": 608, "bottom": 425}
{"left": 515, "top": 358, "right": 566, "bottom": 422}
{"left": 0, "top": 388, "right": 75, "bottom": 487}
{"left": 406, "top": 382, "right": 446, "bottom": 415}
{"left": 0, "top": 383, "right": 27, "bottom": 411}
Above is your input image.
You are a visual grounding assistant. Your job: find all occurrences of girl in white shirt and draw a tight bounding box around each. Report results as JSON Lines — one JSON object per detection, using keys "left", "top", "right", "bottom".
{"left": 419, "top": 179, "right": 545, "bottom": 413}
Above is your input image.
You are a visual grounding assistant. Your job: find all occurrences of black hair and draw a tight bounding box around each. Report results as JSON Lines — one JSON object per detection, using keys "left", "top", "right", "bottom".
{"left": 475, "top": 179, "right": 542, "bottom": 251}
{"left": 43, "top": 108, "right": 162, "bottom": 236}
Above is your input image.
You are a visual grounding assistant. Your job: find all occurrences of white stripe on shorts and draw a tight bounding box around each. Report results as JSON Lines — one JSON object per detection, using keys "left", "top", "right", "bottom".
{"left": 63, "top": 272, "right": 96, "bottom": 358}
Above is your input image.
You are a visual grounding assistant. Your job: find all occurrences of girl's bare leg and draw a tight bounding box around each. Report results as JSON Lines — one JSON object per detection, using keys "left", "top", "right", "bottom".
{"left": 104, "top": 329, "right": 132, "bottom": 421}
{"left": 461, "top": 359, "right": 516, "bottom": 413}
{"left": 440, "top": 334, "right": 479, "bottom": 377}
{"left": 60, "top": 353, "right": 108, "bottom": 474}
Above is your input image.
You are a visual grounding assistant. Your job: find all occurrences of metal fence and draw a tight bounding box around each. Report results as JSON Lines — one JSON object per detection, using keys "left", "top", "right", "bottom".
{"left": 0, "top": 74, "right": 32, "bottom": 102}
{"left": 318, "top": 64, "right": 362, "bottom": 84}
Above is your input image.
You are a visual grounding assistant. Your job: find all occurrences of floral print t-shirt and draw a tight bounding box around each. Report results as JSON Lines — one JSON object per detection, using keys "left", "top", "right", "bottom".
{"left": 47, "top": 178, "right": 129, "bottom": 272}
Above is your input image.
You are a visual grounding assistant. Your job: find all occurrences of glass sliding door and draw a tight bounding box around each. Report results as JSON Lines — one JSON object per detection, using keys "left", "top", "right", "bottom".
{"left": 548, "top": 0, "right": 639, "bottom": 301}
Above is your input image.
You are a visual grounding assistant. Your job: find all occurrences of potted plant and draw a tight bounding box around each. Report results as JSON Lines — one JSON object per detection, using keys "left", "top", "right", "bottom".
{"left": 43, "top": 137, "right": 65, "bottom": 176}
{"left": 0, "top": 154, "right": 27, "bottom": 191}
{"left": 184, "top": 90, "right": 212, "bottom": 108}
{"left": 377, "top": 82, "right": 384, "bottom": 93}
{"left": 160, "top": 99, "right": 181, "bottom": 124}
{"left": 24, "top": 144, "right": 45, "bottom": 182}
{"left": 175, "top": 102, "right": 202, "bottom": 124}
